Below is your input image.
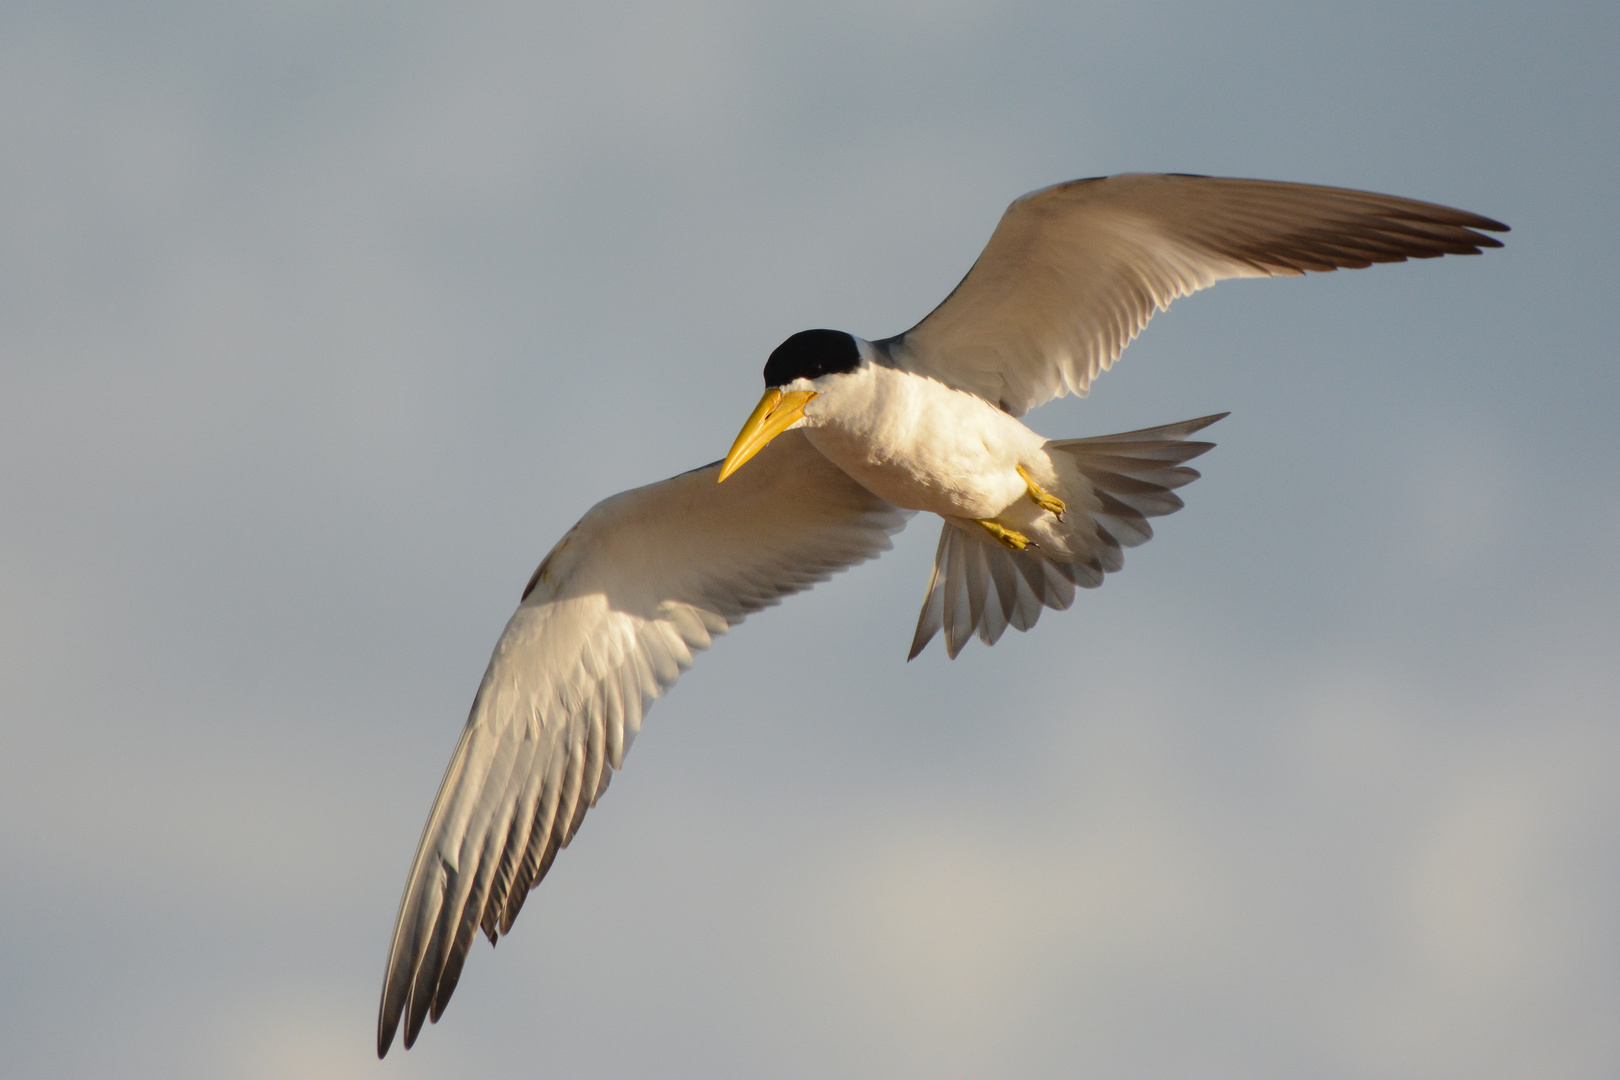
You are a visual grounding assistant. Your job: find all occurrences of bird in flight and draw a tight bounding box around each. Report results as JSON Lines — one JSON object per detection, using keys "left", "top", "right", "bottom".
{"left": 377, "top": 173, "right": 1506, "bottom": 1056}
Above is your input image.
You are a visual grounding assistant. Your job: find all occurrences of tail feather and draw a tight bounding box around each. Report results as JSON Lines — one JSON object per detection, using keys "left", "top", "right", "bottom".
{"left": 908, "top": 413, "right": 1227, "bottom": 659}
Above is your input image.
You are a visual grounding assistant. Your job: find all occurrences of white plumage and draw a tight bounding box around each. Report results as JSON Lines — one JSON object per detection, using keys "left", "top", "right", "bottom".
{"left": 378, "top": 173, "right": 1505, "bottom": 1056}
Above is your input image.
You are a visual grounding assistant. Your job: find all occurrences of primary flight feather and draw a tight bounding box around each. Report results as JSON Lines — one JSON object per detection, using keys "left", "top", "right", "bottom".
{"left": 378, "top": 172, "right": 1506, "bottom": 1056}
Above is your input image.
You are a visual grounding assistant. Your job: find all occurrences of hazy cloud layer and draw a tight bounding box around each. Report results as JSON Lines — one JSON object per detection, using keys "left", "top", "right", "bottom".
{"left": 1, "top": 2, "right": 1616, "bottom": 1077}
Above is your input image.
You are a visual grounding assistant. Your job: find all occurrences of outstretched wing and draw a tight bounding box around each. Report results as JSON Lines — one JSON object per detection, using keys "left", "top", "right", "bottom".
{"left": 377, "top": 431, "right": 909, "bottom": 1056}
{"left": 881, "top": 173, "right": 1507, "bottom": 416}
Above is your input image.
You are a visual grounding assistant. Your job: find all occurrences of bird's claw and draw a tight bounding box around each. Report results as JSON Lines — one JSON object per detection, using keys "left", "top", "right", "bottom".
{"left": 975, "top": 519, "right": 1031, "bottom": 551}
{"left": 1016, "top": 464, "right": 1065, "bottom": 520}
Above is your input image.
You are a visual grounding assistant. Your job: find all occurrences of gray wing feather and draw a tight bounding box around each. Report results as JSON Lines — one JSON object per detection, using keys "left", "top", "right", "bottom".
{"left": 883, "top": 173, "right": 1506, "bottom": 416}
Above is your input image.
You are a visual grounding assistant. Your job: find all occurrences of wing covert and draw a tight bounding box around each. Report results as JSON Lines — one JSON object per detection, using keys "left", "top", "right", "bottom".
{"left": 377, "top": 431, "right": 908, "bottom": 1056}
{"left": 881, "top": 173, "right": 1507, "bottom": 416}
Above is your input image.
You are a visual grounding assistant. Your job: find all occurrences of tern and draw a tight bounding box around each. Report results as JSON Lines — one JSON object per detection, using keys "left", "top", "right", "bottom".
{"left": 377, "top": 173, "right": 1505, "bottom": 1056}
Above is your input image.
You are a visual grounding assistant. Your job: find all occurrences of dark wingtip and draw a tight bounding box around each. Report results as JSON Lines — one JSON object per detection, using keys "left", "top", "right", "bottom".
{"left": 1457, "top": 214, "right": 1508, "bottom": 249}
{"left": 377, "top": 974, "right": 405, "bottom": 1058}
{"left": 1161, "top": 412, "right": 1230, "bottom": 439}
{"left": 377, "top": 1013, "right": 396, "bottom": 1059}
{"left": 906, "top": 631, "right": 931, "bottom": 661}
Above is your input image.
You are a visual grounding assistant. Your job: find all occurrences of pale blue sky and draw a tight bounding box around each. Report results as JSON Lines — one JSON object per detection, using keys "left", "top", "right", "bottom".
{"left": 2, "top": 3, "right": 1617, "bottom": 1077}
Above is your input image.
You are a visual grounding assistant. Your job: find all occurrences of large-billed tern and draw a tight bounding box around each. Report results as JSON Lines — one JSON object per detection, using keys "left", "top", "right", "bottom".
{"left": 378, "top": 173, "right": 1506, "bottom": 1056}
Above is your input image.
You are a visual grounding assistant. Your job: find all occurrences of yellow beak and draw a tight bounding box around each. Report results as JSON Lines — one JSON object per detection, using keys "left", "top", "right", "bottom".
{"left": 718, "top": 388, "right": 818, "bottom": 482}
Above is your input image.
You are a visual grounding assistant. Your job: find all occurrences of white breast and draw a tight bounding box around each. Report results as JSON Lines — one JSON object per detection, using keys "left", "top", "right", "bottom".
{"left": 798, "top": 359, "right": 1047, "bottom": 520}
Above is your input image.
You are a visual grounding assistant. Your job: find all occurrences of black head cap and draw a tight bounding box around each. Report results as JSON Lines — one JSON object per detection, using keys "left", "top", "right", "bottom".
{"left": 763, "top": 329, "right": 861, "bottom": 387}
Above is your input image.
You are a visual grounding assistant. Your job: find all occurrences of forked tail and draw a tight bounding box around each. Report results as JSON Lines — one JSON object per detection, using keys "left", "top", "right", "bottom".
{"left": 908, "top": 413, "right": 1227, "bottom": 659}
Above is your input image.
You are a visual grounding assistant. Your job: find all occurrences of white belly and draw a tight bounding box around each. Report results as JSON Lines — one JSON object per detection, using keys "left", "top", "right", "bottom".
{"left": 799, "top": 364, "right": 1047, "bottom": 520}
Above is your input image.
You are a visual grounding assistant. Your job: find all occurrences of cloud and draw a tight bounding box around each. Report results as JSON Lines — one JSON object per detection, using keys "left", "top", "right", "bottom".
{"left": 1, "top": 3, "right": 1616, "bottom": 1078}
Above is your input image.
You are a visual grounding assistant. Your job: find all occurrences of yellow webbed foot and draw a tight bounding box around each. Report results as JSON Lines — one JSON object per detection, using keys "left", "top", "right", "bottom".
{"left": 974, "top": 519, "right": 1030, "bottom": 551}
{"left": 1016, "top": 464, "right": 1065, "bottom": 520}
